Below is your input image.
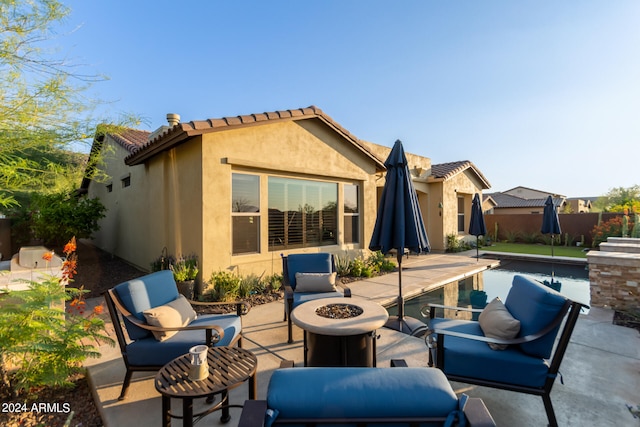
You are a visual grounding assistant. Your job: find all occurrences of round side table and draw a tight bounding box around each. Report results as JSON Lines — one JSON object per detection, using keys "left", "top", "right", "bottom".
{"left": 155, "top": 346, "right": 257, "bottom": 427}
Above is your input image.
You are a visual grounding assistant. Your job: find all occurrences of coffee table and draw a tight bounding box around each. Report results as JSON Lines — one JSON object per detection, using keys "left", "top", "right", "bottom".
{"left": 154, "top": 346, "right": 257, "bottom": 427}
{"left": 290, "top": 296, "right": 389, "bottom": 367}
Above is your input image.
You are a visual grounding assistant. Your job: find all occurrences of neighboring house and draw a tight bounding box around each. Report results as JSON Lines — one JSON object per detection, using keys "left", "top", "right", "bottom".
{"left": 566, "top": 197, "right": 592, "bottom": 213}
{"left": 81, "top": 106, "right": 490, "bottom": 285}
{"left": 485, "top": 186, "right": 566, "bottom": 214}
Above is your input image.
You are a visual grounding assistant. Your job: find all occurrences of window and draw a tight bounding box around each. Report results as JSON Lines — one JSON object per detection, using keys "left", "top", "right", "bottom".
{"left": 106, "top": 183, "right": 113, "bottom": 193}
{"left": 232, "top": 174, "right": 260, "bottom": 255}
{"left": 343, "top": 184, "right": 360, "bottom": 244}
{"left": 121, "top": 175, "right": 131, "bottom": 188}
{"left": 457, "top": 196, "right": 465, "bottom": 232}
{"left": 268, "top": 177, "right": 337, "bottom": 250}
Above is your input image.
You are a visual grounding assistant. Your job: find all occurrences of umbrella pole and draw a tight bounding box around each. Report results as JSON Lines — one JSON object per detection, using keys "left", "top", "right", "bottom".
{"left": 476, "top": 236, "right": 479, "bottom": 261}
{"left": 397, "top": 252, "right": 404, "bottom": 320}
{"left": 551, "top": 234, "right": 555, "bottom": 283}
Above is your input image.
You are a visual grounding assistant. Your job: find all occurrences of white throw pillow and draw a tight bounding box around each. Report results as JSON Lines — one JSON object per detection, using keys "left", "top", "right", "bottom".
{"left": 294, "top": 272, "right": 337, "bottom": 293}
{"left": 143, "top": 295, "right": 197, "bottom": 341}
{"left": 478, "top": 297, "right": 521, "bottom": 350}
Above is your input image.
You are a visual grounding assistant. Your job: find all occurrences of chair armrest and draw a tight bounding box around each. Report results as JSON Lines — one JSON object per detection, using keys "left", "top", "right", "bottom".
{"left": 339, "top": 283, "right": 351, "bottom": 297}
{"left": 420, "top": 303, "right": 483, "bottom": 319}
{"left": 283, "top": 285, "right": 294, "bottom": 300}
{"left": 463, "top": 397, "right": 496, "bottom": 427}
{"left": 390, "top": 359, "right": 408, "bottom": 367}
{"left": 238, "top": 400, "right": 267, "bottom": 427}
{"left": 189, "top": 299, "right": 251, "bottom": 316}
{"left": 430, "top": 300, "right": 571, "bottom": 346}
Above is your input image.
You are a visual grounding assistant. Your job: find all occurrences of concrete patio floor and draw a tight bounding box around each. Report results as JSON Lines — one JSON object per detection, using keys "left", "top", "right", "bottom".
{"left": 85, "top": 252, "right": 640, "bottom": 426}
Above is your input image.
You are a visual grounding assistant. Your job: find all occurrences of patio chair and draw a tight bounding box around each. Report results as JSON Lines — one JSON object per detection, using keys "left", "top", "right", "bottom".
{"left": 103, "top": 270, "right": 250, "bottom": 400}
{"left": 281, "top": 253, "right": 351, "bottom": 343}
{"left": 421, "top": 274, "right": 588, "bottom": 427}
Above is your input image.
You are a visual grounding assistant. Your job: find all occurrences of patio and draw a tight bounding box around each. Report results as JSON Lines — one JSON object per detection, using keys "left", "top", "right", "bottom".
{"left": 85, "top": 252, "right": 640, "bottom": 426}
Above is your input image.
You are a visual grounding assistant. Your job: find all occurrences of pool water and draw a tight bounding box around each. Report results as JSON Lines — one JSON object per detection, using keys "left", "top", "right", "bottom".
{"left": 395, "top": 259, "right": 590, "bottom": 319}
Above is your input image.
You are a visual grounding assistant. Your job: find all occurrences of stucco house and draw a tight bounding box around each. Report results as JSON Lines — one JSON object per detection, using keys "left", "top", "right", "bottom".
{"left": 485, "top": 186, "right": 567, "bottom": 215}
{"left": 80, "top": 106, "right": 490, "bottom": 288}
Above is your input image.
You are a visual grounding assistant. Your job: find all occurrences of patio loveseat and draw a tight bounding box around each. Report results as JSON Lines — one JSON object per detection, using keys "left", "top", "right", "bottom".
{"left": 238, "top": 360, "right": 496, "bottom": 427}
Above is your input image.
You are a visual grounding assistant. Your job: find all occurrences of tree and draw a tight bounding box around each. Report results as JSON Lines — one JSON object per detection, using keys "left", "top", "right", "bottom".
{"left": 594, "top": 185, "right": 640, "bottom": 213}
{"left": 0, "top": 0, "right": 137, "bottom": 207}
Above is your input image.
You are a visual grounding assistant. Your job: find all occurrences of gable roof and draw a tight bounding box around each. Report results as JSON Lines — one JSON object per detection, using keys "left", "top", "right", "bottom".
{"left": 121, "top": 105, "right": 385, "bottom": 170}
{"left": 428, "top": 160, "right": 491, "bottom": 189}
{"left": 486, "top": 192, "right": 563, "bottom": 209}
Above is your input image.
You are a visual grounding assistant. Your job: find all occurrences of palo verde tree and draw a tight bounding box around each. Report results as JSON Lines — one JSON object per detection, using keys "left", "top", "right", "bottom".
{"left": 0, "top": 0, "right": 137, "bottom": 208}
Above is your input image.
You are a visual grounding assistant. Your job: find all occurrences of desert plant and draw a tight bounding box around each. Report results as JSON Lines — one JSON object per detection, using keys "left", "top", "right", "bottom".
{"left": 0, "top": 238, "right": 112, "bottom": 396}
{"left": 239, "top": 273, "right": 264, "bottom": 298}
{"left": 170, "top": 254, "right": 199, "bottom": 282}
{"left": 349, "top": 257, "right": 366, "bottom": 277}
{"left": 504, "top": 230, "right": 522, "bottom": 243}
{"left": 367, "top": 251, "right": 396, "bottom": 273}
{"left": 446, "top": 233, "right": 460, "bottom": 252}
{"left": 264, "top": 273, "right": 283, "bottom": 292}
{"left": 522, "top": 232, "right": 542, "bottom": 244}
{"left": 207, "top": 271, "right": 241, "bottom": 302}
{"left": 334, "top": 252, "right": 351, "bottom": 276}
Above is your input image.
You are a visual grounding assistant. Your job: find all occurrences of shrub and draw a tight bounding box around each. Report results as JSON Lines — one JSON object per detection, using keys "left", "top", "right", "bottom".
{"left": 264, "top": 273, "right": 282, "bottom": 292}
{"left": 0, "top": 238, "right": 112, "bottom": 396}
{"left": 591, "top": 216, "right": 635, "bottom": 248}
{"left": 239, "top": 273, "right": 264, "bottom": 298}
{"left": 170, "top": 254, "right": 199, "bottom": 282}
{"left": 207, "top": 271, "right": 241, "bottom": 302}
{"left": 349, "top": 257, "right": 366, "bottom": 277}
{"left": 30, "top": 191, "right": 106, "bottom": 246}
{"left": 367, "top": 250, "right": 396, "bottom": 273}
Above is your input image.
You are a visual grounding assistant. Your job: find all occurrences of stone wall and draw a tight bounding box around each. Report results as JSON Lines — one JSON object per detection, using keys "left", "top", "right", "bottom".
{"left": 588, "top": 237, "right": 640, "bottom": 311}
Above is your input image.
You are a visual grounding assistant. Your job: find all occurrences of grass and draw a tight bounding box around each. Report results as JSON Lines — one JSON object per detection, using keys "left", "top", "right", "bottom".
{"left": 481, "top": 242, "right": 588, "bottom": 258}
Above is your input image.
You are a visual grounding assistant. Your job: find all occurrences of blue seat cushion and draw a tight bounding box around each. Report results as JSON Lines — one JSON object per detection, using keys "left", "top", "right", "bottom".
{"left": 505, "top": 275, "right": 567, "bottom": 358}
{"left": 291, "top": 291, "right": 344, "bottom": 311}
{"left": 114, "top": 270, "right": 179, "bottom": 340}
{"left": 286, "top": 253, "right": 333, "bottom": 290}
{"left": 126, "top": 314, "right": 242, "bottom": 366}
{"left": 430, "top": 318, "right": 550, "bottom": 388}
{"left": 267, "top": 367, "right": 459, "bottom": 420}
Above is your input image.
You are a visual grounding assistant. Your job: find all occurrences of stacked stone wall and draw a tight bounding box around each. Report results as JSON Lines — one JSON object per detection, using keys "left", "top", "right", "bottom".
{"left": 588, "top": 237, "right": 640, "bottom": 311}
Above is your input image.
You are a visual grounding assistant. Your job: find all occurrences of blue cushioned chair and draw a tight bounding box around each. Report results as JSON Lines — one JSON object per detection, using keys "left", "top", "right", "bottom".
{"left": 422, "top": 275, "right": 588, "bottom": 427}
{"left": 103, "top": 270, "right": 250, "bottom": 400}
{"left": 281, "top": 253, "right": 351, "bottom": 343}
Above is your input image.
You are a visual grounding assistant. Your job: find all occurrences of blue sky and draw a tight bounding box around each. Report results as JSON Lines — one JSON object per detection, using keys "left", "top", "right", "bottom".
{"left": 61, "top": 1, "right": 640, "bottom": 198}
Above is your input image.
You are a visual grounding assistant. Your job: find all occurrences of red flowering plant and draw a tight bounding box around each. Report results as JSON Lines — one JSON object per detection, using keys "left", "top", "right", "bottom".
{"left": 0, "top": 237, "right": 113, "bottom": 397}
{"left": 591, "top": 216, "right": 635, "bottom": 248}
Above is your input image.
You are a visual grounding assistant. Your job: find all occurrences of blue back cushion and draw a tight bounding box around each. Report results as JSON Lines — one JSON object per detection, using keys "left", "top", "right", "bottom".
{"left": 505, "top": 275, "right": 567, "bottom": 358}
{"left": 285, "top": 253, "right": 333, "bottom": 290}
{"left": 114, "top": 270, "right": 179, "bottom": 340}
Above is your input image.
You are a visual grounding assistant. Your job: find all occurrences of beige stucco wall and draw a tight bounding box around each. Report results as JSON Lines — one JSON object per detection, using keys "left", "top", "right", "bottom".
{"left": 89, "top": 119, "right": 382, "bottom": 287}
{"left": 199, "top": 120, "right": 380, "bottom": 280}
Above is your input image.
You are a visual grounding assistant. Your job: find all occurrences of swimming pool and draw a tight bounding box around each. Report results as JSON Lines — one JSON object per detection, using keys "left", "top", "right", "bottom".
{"left": 394, "top": 259, "right": 590, "bottom": 319}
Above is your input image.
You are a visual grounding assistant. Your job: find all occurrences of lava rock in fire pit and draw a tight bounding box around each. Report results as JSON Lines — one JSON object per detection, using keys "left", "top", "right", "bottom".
{"left": 315, "top": 303, "right": 364, "bottom": 319}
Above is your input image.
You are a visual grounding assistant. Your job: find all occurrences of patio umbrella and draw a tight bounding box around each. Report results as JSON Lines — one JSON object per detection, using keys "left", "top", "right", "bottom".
{"left": 468, "top": 193, "right": 486, "bottom": 261}
{"left": 369, "top": 140, "right": 430, "bottom": 335}
{"left": 541, "top": 195, "right": 561, "bottom": 283}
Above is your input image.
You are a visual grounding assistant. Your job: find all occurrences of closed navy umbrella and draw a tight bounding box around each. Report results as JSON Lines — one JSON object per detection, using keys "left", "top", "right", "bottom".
{"left": 469, "top": 193, "right": 486, "bottom": 261}
{"left": 369, "top": 140, "right": 430, "bottom": 335}
{"left": 541, "top": 195, "right": 561, "bottom": 283}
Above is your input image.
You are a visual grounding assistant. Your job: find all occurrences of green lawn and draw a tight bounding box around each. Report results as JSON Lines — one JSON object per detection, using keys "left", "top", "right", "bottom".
{"left": 481, "top": 242, "right": 588, "bottom": 258}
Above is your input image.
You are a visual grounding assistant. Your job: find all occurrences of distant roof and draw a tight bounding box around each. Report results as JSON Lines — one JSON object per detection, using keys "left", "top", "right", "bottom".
{"left": 119, "top": 105, "right": 384, "bottom": 170}
{"left": 429, "top": 160, "right": 491, "bottom": 189}
{"left": 485, "top": 192, "right": 563, "bottom": 209}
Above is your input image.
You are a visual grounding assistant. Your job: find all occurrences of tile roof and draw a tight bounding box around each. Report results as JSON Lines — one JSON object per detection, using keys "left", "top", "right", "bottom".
{"left": 485, "top": 192, "right": 563, "bottom": 209}
{"left": 121, "top": 105, "right": 384, "bottom": 170}
{"left": 110, "top": 129, "right": 150, "bottom": 153}
{"left": 429, "top": 160, "right": 491, "bottom": 189}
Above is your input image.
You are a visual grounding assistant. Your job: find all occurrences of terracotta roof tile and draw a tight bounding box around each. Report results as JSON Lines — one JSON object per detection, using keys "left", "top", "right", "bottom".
{"left": 123, "top": 105, "right": 384, "bottom": 170}
{"left": 430, "top": 160, "right": 491, "bottom": 189}
{"left": 110, "top": 129, "right": 151, "bottom": 154}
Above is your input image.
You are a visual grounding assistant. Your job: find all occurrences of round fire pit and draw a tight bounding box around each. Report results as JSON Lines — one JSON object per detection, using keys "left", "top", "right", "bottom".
{"left": 291, "top": 297, "right": 389, "bottom": 367}
{"left": 316, "top": 303, "right": 364, "bottom": 319}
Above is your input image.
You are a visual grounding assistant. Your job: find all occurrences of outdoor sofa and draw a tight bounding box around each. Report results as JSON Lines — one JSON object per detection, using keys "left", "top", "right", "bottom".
{"left": 238, "top": 360, "right": 496, "bottom": 427}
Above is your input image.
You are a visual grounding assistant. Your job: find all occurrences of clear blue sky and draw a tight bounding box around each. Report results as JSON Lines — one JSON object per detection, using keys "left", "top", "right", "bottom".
{"left": 61, "top": 0, "right": 640, "bottom": 198}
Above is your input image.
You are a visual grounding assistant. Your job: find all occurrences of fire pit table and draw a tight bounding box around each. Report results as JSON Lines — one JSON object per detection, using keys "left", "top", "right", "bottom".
{"left": 290, "top": 297, "right": 389, "bottom": 367}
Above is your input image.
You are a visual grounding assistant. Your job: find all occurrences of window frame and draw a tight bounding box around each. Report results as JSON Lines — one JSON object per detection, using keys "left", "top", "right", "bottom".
{"left": 231, "top": 173, "right": 261, "bottom": 255}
